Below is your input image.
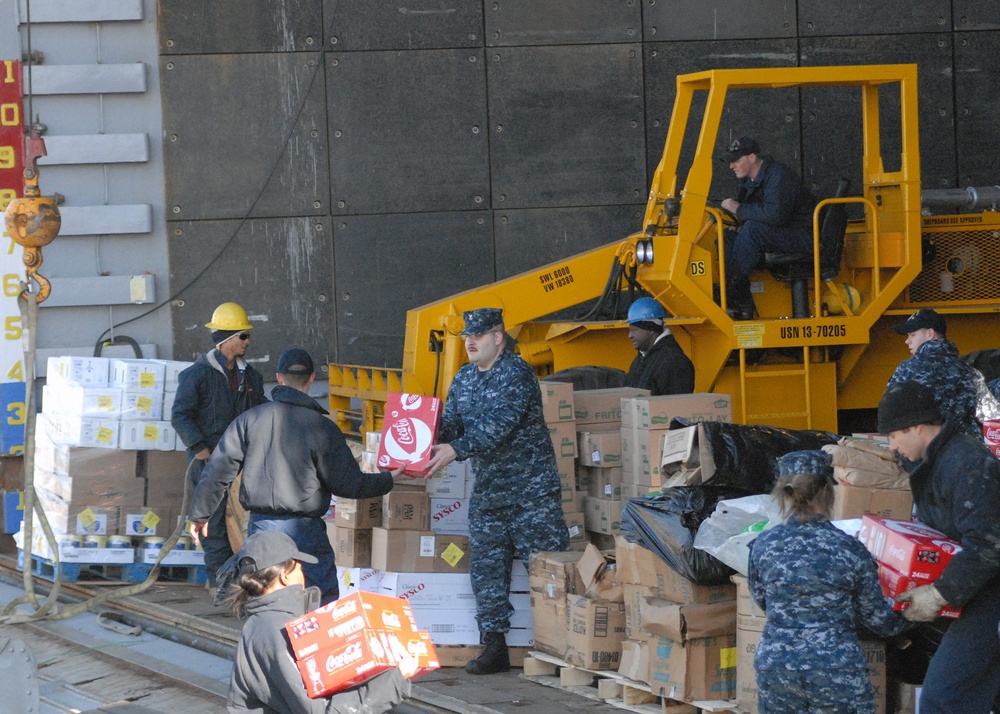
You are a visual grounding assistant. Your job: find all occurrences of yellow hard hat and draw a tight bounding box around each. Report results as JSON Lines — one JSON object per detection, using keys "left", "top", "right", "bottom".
{"left": 205, "top": 302, "right": 253, "bottom": 331}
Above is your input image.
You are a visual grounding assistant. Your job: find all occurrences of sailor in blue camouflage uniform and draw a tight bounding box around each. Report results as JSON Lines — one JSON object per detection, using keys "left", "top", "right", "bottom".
{"left": 887, "top": 308, "right": 991, "bottom": 437}
{"left": 425, "top": 308, "right": 569, "bottom": 675}
{"left": 748, "top": 450, "right": 911, "bottom": 714}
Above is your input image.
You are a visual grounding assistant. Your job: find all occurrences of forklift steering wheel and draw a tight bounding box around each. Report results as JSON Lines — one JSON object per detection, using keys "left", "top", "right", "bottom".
{"left": 705, "top": 199, "right": 739, "bottom": 226}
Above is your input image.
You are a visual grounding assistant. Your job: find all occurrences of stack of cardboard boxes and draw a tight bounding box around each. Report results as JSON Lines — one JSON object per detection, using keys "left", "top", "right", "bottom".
{"left": 540, "top": 381, "right": 586, "bottom": 549}
{"left": 29, "top": 356, "right": 194, "bottom": 542}
{"left": 573, "top": 388, "right": 648, "bottom": 549}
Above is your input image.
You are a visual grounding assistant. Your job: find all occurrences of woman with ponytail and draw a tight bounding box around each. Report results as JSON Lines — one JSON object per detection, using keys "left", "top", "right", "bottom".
{"left": 747, "top": 450, "right": 912, "bottom": 714}
{"left": 225, "top": 531, "right": 409, "bottom": 714}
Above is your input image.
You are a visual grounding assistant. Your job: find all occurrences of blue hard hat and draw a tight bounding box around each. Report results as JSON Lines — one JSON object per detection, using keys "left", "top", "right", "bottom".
{"left": 627, "top": 298, "right": 667, "bottom": 324}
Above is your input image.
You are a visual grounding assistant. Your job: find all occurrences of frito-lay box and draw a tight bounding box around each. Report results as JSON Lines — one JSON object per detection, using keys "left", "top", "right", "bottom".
{"left": 376, "top": 393, "right": 442, "bottom": 476}
{"left": 857, "top": 515, "right": 962, "bottom": 582}
{"left": 877, "top": 564, "right": 961, "bottom": 619}
{"left": 285, "top": 591, "right": 420, "bottom": 659}
{"left": 295, "top": 627, "right": 440, "bottom": 698}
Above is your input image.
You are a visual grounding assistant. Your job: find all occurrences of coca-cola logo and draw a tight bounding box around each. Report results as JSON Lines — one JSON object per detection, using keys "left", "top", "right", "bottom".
{"left": 401, "top": 394, "right": 423, "bottom": 411}
{"left": 330, "top": 599, "right": 357, "bottom": 619}
{"left": 326, "top": 642, "right": 364, "bottom": 672}
{"left": 392, "top": 419, "right": 416, "bottom": 446}
{"left": 380, "top": 610, "right": 402, "bottom": 629}
{"left": 986, "top": 427, "right": 1000, "bottom": 442}
{"left": 383, "top": 416, "right": 432, "bottom": 463}
{"left": 331, "top": 618, "right": 364, "bottom": 639}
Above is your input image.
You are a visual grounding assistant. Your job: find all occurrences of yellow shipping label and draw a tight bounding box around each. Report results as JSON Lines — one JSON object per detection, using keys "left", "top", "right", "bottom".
{"left": 441, "top": 542, "right": 465, "bottom": 567}
{"left": 137, "top": 396, "right": 153, "bottom": 412}
{"left": 139, "top": 373, "right": 156, "bottom": 388}
{"left": 97, "top": 395, "right": 113, "bottom": 410}
{"left": 141, "top": 511, "right": 161, "bottom": 529}
{"left": 78, "top": 508, "right": 96, "bottom": 527}
{"left": 97, "top": 427, "right": 114, "bottom": 444}
{"left": 143, "top": 425, "right": 159, "bottom": 440}
{"left": 720, "top": 646, "right": 737, "bottom": 669}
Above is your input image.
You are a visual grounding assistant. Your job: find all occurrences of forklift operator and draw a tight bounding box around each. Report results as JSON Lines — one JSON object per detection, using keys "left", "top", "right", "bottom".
{"left": 719, "top": 137, "right": 816, "bottom": 320}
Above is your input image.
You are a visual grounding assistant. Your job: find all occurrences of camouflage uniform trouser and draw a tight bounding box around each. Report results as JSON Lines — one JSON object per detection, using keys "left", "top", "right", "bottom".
{"left": 756, "top": 668, "right": 873, "bottom": 714}
{"left": 469, "top": 490, "right": 569, "bottom": 633}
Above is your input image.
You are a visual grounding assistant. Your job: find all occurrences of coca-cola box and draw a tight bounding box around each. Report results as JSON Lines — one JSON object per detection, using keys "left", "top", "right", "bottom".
{"left": 983, "top": 419, "right": 1000, "bottom": 445}
{"left": 857, "top": 515, "right": 962, "bottom": 582}
{"left": 377, "top": 393, "right": 442, "bottom": 476}
{"left": 285, "top": 591, "right": 421, "bottom": 659}
{"left": 877, "top": 564, "right": 961, "bottom": 618}
{"left": 295, "top": 627, "right": 439, "bottom": 698}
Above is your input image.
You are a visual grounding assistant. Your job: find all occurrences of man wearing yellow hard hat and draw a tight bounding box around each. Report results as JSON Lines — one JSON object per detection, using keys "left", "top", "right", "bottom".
{"left": 171, "top": 302, "right": 267, "bottom": 592}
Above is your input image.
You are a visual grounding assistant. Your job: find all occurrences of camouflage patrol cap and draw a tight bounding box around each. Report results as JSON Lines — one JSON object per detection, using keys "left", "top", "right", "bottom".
{"left": 461, "top": 308, "right": 504, "bottom": 336}
{"left": 776, "top": 450, "right": 833, "bottom": 479}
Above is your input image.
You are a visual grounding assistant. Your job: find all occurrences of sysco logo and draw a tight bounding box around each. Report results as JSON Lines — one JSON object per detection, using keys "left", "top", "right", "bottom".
{"left": 433, "top": 501, "right": 462, "bottom": 521}
{"left": 401, "top": 583, "right": 426, "bottom": 599}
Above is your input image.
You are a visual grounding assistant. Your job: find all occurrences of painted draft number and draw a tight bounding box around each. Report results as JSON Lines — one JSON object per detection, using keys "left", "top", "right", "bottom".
{"left": 779, "top": 324, "right": 847, "bottom": 339}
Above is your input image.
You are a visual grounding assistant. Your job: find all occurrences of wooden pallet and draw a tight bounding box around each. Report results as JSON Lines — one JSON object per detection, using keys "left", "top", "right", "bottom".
{"left": 522, "top": 651, "right": 740, "bottom": 714}
{"left": 18, "top": 550, "right": 207, "bottom": 585}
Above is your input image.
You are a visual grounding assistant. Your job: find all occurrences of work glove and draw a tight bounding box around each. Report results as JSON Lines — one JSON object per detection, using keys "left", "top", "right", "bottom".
{"left": 896, "top": 584, "right": 949, "bottom": 622}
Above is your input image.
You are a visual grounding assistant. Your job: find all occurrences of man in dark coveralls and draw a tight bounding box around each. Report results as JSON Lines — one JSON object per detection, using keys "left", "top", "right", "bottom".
{"left": 719, "top": 136, "right": 816, "bottom": 320}
{"left": 424, "top": 308, "right": 568, "bottom": 675}
{"left": 622, "top": 297, "right": 694, "bottom": 395}
{"left": 877, "top": 380, "right": 1000, "bottom": 714}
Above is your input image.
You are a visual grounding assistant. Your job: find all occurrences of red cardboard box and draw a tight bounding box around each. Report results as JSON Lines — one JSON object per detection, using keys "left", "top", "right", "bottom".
{"left": 376, "top": 393, "right": 442, "bottom": 475}
{"left": 285, "top": 591, "right": 420, "bottom": 659}
{"left": 857, "top": 516, "right": 962, "bottom": 582}
{"left": 295, "top": 627, "right": 440, "bottom": 698}
{"left": 877, "top": 564, "right": 961, "bottom": 619}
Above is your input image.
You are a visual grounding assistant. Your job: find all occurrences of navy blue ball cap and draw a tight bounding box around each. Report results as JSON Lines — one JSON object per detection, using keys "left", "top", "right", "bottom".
{"left": 719, "top": 136, "right": 761, "bottom": 162}
{"left": 277, "top": 347, "right": 314, "bottom": 375}
{"left": 777, "top": 449, "right": 833, "bottom": 478}
{"left": 893, "top": 308, "right": 946, "bottom": 336}
{"left": 461, "top": 308, "right": 504, "bottom": 336}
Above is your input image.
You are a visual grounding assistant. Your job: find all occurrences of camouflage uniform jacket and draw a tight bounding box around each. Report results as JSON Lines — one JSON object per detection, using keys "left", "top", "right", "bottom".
{"left": 748, "top": 519, "right": 910, "bottom": 672}
{"left": 887, "top": 338, "right": 980, "bottom": 436}
{"left": 438, "top": 349, "right": 561, "bottom": 510}
{"left": 902, "top": 421, "right": 1000, "bottom": 608}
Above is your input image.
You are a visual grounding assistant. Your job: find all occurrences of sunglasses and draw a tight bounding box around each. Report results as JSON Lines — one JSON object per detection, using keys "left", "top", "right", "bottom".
{"left": 237, "top": 333, "right": 250, "bottom": 341}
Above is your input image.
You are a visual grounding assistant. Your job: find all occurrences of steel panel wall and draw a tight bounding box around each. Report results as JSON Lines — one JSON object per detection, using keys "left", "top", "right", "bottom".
{"left": 486, "top": 0, "right": 641, "bottom": 46}
{"left": 488, "top": 44, "right": 646, "bottom": 209}
{"left": 326, "top": 49, "right": 489, "bottom": 215}
{"left": 954, "top": 31, "right": 1000, "bottom": 185}
{"left": 798, "top": 0, "right": 951, "bottom": 36}
{"left": 158, "top": 0, "right": 323, "bottom": 54}
{"left": 324, "top": 0, "right": 483, "bottom": 51}
{"left": 161, "top": 53, "right": 330, "bottom": 221}
{"left": 333, "top": 211, "right": 495, "bottom": 367}
{"left": 953, "top": 1, "right": 1000, "bottom": 31}
{"left": 170, "top": 217, "right": 335, "bottom": 374}
{"left": 643, "top": 0, "right": 796, "bottom": 41}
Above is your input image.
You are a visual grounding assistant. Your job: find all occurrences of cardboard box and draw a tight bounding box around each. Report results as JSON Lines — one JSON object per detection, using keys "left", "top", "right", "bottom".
{"left": 984, "top": 420, "right": 1000, "bottom": 444}
{"left": 530, "top": 590, "right": 569, "bottom": 657}
{"left": 616, "top": 536, "right": 736, "bottom": 604}
{"left": 47, "top": 356, "right": 110, "bottom": 386}
{"left": 379, "top": 564, "right": 529, "bottom": 608}
{"left": 425, "top": 461, "right": 470, "bottom": 499}
{"left": 30, "top": 499, "right": 120, "bottom": 536}
{"left": 541, "top": 380, "right": 575, "bottom": 423}
{"left": 646, "top": 633, "right": 737, "bottom": 703}
{"left": 151, "top": 359, "right": 193, "bottom": 392}
{"left": 564, "top": 595, "right": 628, "bottom": 670}
{"left": 529, "top": 550, "right": 585, "bottom": 599}
{"left": 548, "top": 420, "right": 578, "bottom": 459}
{"left": 575, "top": 388, "right": 649, "bottom": 426}
{"left": 370, "top": 528, "right": 470, "bottom": 573}
{"left": 376, "top": 393, "right": 442, "bottom": 476}
{"left": 381, "top": 489, "right": 430, "bottom": 531}
{"left": 336, "top": 566, "right": 381, "bottom": 595}
{"left": 47, "top": 414, "right": 121, "bottom": 448}
{"left": 110, "top": 359, "right": 166, "bottom": 392}
{"left": 406, "top": 606, "right": 533, "bottom": 646}
{"left": 878, "top": 564, "right": 961, "bottom": 618}
{"left": 43, "top": 384, "right": 123, "bottom": 418}
{"left": 857, "top": 516, "right": 962, "bottom": 582}
{"left": 142, "top": 451, "right": 188, "bottom": 504}
{"left": 584, "top": 496, "right": 622, "bottom": 536}
{"left": 627, "top": 589, "right": 737, "bottom": 643}
{"left": 577, "top": 429, "right": 622, "bottom": 468}
{"left": 330, "top": 524, "right": 373, "bottom": 568}
{"left": 618, "top": 638, "right": 651, "bottom": 682}
{"left": 832, "top": 484, "right": 913, "bottom": 521}
{"left": 623, "top": 393, "right": 732, "bottom": 430}
{"left": 285, "top": 591, "right": 420, "bottom": 659}
{"left": 580, "top": 465, "right": 622, "bottom": 500}
{"left": 564, "top": 511, "right": 586, "bottom": 547}
{"left": 336, "top": 497, "right": 382, "bottom": 529}
{"left": 429, "top": 497, "right": 469, "bottom": 536}
{"left": 120, "top": 391, "right": 165, "bottom": 422}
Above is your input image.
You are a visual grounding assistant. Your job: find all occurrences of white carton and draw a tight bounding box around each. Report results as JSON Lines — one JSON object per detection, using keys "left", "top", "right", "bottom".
{"left": 408, "top": 607, "right": 532, "bottom": 646}
{"left": 429, "top": 497, "right": 470, "bottom": 536}
{"left": 119, "top": 421, "right": 176, "bottom": 451}
{"left": 50, "top": 414, "right": 120, "bottom": 449}
{"left": 379, "top": 564, "right": 529, "bottom": 609}
{"left": 47, "top": 356, "right": 111, "bottom": 387}
{"left": 336, "top": 565, "right": 381, "bottom": 595}
{"left": 161, "top": 390, "right": 177, "bottom": 420}
{"left": 425, "top": 461, "right": 470, "bottom": 498}
{"left": 43, "top": 384, "right": 122, "bottom": 418}
{"left": 121, "top": 390, "right": 164, "bottom": 421}
{"left": 151, "top": 359, "right": 193, "bottom": 392}
{"left": 139, "top": 547, "right": 205, "bottom": 566}
{"left": 110, "top": 359, "right": 166, "bottom": 393}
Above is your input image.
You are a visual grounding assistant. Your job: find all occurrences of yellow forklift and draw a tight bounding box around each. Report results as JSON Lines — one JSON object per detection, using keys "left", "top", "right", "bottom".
{"left": 330, "top": 64, "right": 1000, "bottom": 435}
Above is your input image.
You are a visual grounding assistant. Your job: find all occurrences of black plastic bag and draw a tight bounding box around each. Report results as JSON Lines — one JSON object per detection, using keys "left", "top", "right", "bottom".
{"left": 683, "top": 419, "right": 838, "bottom": 494}
{"left": 621, "top": 485, "right": 748, "bottom": 585}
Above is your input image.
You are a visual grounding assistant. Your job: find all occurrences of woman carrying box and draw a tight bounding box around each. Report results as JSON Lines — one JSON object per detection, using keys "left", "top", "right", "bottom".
{"left": 224, "top": 531, "right": 410, "bottom": 714}
{"left": 748, "top": 450, "right": 912, "bottom": 714}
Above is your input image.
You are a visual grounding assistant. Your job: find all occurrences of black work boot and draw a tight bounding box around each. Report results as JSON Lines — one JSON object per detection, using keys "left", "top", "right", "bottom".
{"left": 465, "top": 631, "right": 510, "bottom": 675}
